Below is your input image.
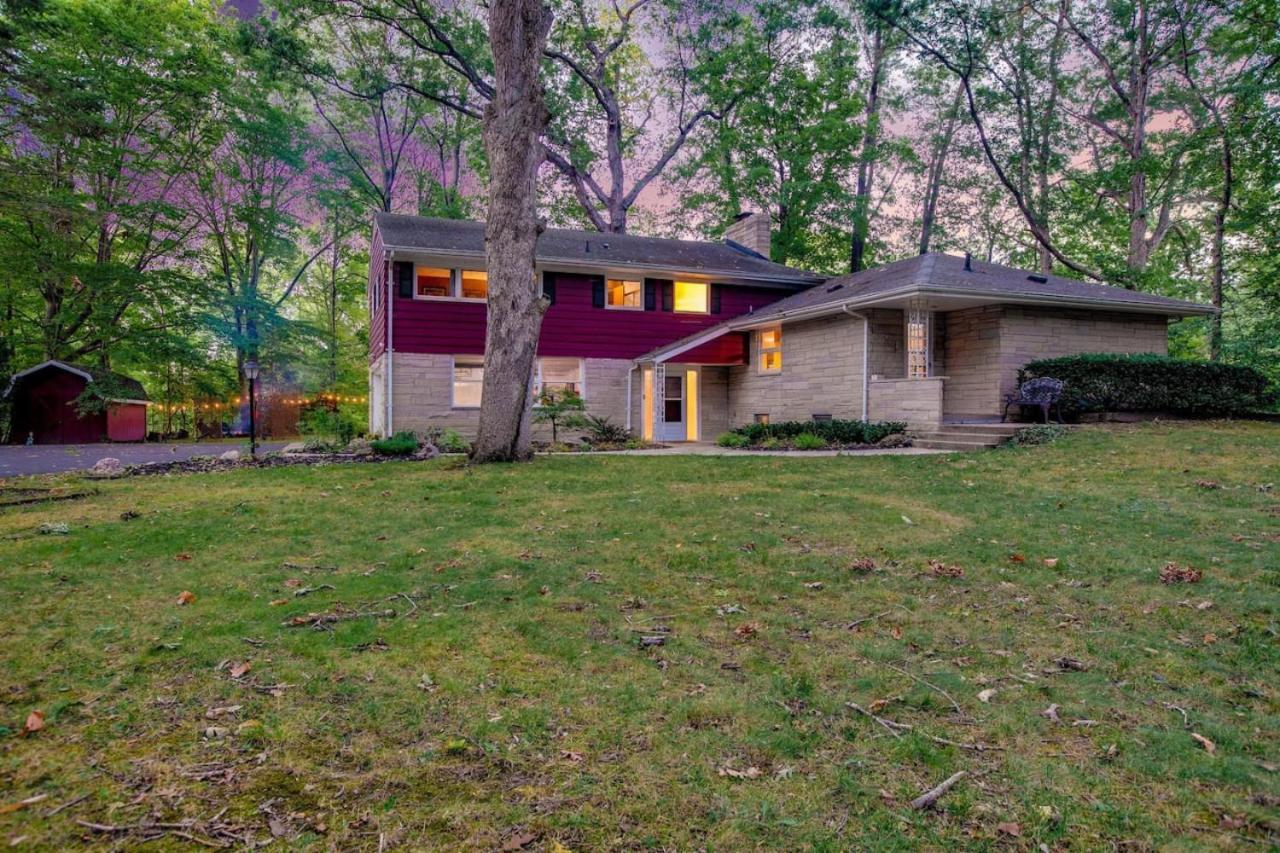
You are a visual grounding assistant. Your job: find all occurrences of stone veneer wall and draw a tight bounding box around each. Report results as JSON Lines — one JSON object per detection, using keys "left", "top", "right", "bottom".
{"left": 868, "top": 377, "right": 944, "bottom": 427}
{"left": 941, "top": 305, "right": 1170, "bottom": 419}
{"left": 726, "top": 313, "right": 865, "bottom": 427}
{"left": 368, "top": 354, "right": 387, "bottom": 437}
{"left": 384, "top": 352, "right": 637, "bottom": 441}
{"left": 698, "top": 367, "right": 732, "bottom": 439}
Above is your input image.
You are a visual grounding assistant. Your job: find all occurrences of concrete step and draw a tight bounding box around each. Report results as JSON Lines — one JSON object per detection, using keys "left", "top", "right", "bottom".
{"left": 940, "top": 422, "right": 1024, "bottom": 434}
{"left": 913, "top": 438, "right": 1006, "bottom": 451}
{"left": 915, "top": 430, "right": 1007, "bottom": 445}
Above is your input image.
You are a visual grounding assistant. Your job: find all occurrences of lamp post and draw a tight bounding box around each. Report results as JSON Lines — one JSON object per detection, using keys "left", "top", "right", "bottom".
{"left": 244, "top": 359, "right": 260, "bottom": 459}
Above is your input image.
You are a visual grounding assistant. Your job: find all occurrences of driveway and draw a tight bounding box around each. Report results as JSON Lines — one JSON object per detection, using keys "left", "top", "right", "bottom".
{"left": 0, "top": 442, "right": 290, "bottom": 477}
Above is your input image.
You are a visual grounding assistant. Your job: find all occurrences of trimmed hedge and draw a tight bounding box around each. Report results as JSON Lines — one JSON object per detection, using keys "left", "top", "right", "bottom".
{"left": 730, "top": 418, "right": 905, "bottom": 445}
{"left": 1018, "top": 353, "right": 1273, "bottom": 417}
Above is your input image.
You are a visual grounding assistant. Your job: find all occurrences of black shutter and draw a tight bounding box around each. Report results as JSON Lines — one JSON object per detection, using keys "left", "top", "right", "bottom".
{"left": 711, "top": 283, "right": 722, "bottom": 314}
{"left": 662, "top": 281, "right": 674, "bottom": 312}
{"left": 542, "top": 272, "right": 556, "bottom": 305}
{"left": 591, "top": 277, "right": 605, "bottom": 308}
{"left": 643, "top": 279, "right": 657, "bottom": 311}
{"left": 394, "top": 262, "right": 413, "bottom": 298}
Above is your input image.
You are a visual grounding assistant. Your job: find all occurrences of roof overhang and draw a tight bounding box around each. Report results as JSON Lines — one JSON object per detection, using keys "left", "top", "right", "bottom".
{"left": 379, "top": 243, "right": 821, "bottom": 289}
{"left": 2, "top": 359, "right": 94, "bottom": 399}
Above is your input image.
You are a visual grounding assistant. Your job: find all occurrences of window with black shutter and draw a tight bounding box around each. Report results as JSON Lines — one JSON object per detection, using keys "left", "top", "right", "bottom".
{"left": 591, "top": 277, "right": 605, "bottom": 308}
{"left": 394, "top": 261, "right": 413, "bottom": 298}
{"left": 542, "top": 272, "right": 556, "bottom": 305}
{"left": 643, "top": 279, "right": 657, "bottom": 311}
{"left": 662, "top": 281, "right": 674, "bottom": 311}
{"left": 711, "top": 283, "right": 723, "bottom": 314}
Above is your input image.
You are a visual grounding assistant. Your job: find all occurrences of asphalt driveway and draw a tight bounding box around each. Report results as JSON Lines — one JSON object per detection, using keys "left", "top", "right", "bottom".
{"left": 0, "top": 442, "right": 290, "bottom": 477}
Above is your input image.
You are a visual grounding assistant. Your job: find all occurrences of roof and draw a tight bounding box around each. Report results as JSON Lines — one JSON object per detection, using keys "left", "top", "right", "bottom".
{"left": 638, "top": 252, "right": 1214, "bottom": 362}
{"left": 3, "top": 360, "right": 149, "bottom": 402}
{"left": 373, "top": 212, "right": 823, "bottom": 287}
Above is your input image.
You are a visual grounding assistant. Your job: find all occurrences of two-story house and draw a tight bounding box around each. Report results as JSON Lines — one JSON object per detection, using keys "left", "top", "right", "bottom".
{"left": 367, "top": 211, "right": 1213, "bottom": 442}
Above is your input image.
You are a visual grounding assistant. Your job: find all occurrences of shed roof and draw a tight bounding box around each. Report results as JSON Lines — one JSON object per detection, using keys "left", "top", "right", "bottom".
{"left": 3, "top": 360, "right": 149, "bottom": 402}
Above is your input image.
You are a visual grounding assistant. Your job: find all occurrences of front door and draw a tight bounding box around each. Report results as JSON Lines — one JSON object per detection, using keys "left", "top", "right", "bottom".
{"left": 660, "top": 372, "right": 686, "bottom": 441}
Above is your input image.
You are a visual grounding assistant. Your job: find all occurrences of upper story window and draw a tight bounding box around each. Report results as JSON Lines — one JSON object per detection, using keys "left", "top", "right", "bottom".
{"left": 607, "top": 279, "right": 643, "bottom": 310}
{"left": 759, "top": 326, "right": 782, "bottom": 373}
{"left": 415, "top": 266, "right": 488, "bottom": 301}
{"left": 673, "top": 281, "right": 709, "bottom": 313}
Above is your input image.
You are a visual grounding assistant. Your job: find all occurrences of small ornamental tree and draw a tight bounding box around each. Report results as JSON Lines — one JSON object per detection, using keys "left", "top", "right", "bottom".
{"left": 533, "top": 387, "right": 586, "bottom": 445}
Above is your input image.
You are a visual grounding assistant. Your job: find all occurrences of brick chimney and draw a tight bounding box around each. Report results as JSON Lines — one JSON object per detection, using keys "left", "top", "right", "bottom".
{"left": 724, "top": 211, "right": 771, "bottom": 260}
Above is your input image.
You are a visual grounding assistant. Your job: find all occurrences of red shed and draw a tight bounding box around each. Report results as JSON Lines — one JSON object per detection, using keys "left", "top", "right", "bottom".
{"left": 4, "top": 361, "right": 150, "bottom": 444}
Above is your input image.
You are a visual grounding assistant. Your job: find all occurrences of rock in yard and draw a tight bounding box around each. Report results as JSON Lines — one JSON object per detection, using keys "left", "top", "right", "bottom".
{"left": 414, "top": 443, "right": 441, "bottom": 460}
{"left": 876, "top": 433, "right": 912, "bottom": 448}
{"left": 89, "top": 457, "right": 124, "bottom": 477}
{"left": 281, "top": 442, "right": 306, "bottom": 454}
{"left": 346, "top": 438, "right": 374, "bottom": 456}
{"left": 219, "top": 450, "right": 242, "bottom": 462}
{"left": 38, "top": 522, "right": 70, "bottom": 535}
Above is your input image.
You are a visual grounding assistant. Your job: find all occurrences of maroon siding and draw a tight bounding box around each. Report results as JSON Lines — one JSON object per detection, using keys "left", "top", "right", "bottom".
{"left": 368, "top": 227, "right": 388, "bottom": 360}
{"left": 107, "top": 403, "right": 147, "bottom": 441}
{"left": 389, "top": 272, "right": 796, "bottom": 360}
{"left": 8, "top": 370, "right": 106, "bottom": 444}
{"left": 672, "top": 332, "right": 748, "bottom": 365}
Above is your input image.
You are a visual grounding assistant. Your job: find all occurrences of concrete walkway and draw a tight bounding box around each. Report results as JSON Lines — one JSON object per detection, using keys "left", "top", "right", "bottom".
{"left": 0, "top": 442, "right": 290, "bottom": 477}
{"left": 602, "top": 442, "right": 951, "bottom": 457}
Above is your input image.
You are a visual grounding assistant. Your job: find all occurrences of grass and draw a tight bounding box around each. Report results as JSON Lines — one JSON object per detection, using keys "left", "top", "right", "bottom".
{"left": 0, "top": 421, "right": 1277, "bottom": 849}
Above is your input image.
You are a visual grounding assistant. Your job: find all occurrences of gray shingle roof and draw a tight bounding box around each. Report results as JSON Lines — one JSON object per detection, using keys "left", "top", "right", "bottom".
{"left": 738, "top": 253, "right": 1214, "bottom": 322}
{"left": 637, "top": 253, "right": 1213, "bottom": 361}
{"left": 4, "top": 360, "right": 148, "bottom": 401}
{"left": 373, "top": 213, "right": 823, "bottom": 287}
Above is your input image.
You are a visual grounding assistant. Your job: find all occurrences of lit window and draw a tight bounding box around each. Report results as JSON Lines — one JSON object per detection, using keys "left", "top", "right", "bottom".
{"left": 673, "top": 281, "right": 709, "bottom": 313}
{"left": 754, "top": 413, "right": 770, "bottom": 425}
{"left": 460, "top": 270, "right": 487, "bottom": 300}
{"left": 416, "top": 267, "right": 452, "bottom": 298}
{"left": 535, "top": 357, "right": 583, "bottom": 398}
{"left": 452, "top": 357, "right": 484, "bottom": 408}
{"left": 759, "top": 326, "right": 782, "bottom": 373}
{"left": 607, "top": 279, "right": 643, "bottom": 309}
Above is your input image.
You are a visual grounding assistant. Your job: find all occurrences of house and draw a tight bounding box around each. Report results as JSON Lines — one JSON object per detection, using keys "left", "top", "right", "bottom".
{"left": 367, "top": 212, "right": 1213, "bottom": 443}
{"left": 4, "top": 360, "right": 149, "bottom": 444}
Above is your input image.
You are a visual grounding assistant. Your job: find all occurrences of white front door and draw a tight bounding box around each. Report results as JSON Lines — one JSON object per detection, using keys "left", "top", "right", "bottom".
{"left": 660, "top": 371, "right": 686, "bottom": 441}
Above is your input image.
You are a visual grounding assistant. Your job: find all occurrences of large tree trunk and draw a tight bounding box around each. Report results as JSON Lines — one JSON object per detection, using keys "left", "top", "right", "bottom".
{"left": 917, "top": 81, "right": 963, "bottom": 255}
{"left": 470, "top": 0, "right": 553, "bottom": 464}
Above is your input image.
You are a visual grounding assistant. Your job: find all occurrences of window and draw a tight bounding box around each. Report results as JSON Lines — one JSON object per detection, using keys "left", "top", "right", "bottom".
{"left": 673, "top": 281, "right": 709, "bottom": 313}
{"left": 459, "top": 269, "right": 487, "bottom": 300}
{"left": 416, "top": 267, "right": 452, "bottom": 298}
{"left": 606, "top": 279, "right": 643, "bottom": 309}
{"left": 452, "top": 357, "right": 484, "bottom": 408}
{"left": 759, "top": 326, "right": 782, "bottom": 373}
{"left": 754, "top": 413, "right": 770, "bottom": 425}
{"left": 414, "top": 266, "right": 488, "bottom": 301}
{"left": 906, "top": 308, "right": 932, "bottom": 379}
{"left": 534, "top": 357, "right": 583, "bottom": 398}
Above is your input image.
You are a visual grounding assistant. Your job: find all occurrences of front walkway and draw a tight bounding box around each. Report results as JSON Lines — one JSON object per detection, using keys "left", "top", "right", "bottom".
{"left": 607, "top": 442, "right": 950, "bottom": 457}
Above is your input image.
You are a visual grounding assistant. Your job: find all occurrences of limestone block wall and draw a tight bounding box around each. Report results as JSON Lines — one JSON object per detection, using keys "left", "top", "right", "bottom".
{"left": 726, "top": 313, "right": 864, "bottom": 427}
{"left": 868, "top": 377, "right": 944, "bottom": 428}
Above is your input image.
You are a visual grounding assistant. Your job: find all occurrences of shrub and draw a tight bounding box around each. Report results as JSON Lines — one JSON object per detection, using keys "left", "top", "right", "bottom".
{"left": 716, "top": 431, "right": 750, "bottom": 448}
{"left": 581, "top": 415, "right": 631, "bottom": 444}
{"left": 1011, "top": 424, "right": 1066, "bottom": 446}
{"left": 792, "top": 432, "right": 829, "bottom": 450}
{"left": 533, "top": 388, "right": 587, "bottom": 444}
{"left": 299, "top": 408, "right": 358, "bottom": 448}
{"left": 730, "top": 418, "right": 905, "bottom": 446}
{"left": 370, "top": 430, "right": 419, "bottom": 456}
{"left": 1018, "top": 353, "right": 1273, "bottom": 417}
{"left": 437, "top": 429, "right": 470, "bottom": 454}
{"left": 759, "top": 436, "right": 782, "bottom": 450}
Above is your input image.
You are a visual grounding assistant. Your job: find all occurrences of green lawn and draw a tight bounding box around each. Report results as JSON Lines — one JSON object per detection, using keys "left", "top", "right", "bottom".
{"left": 1, "top": 422, "right": 1277, "bottom": 849}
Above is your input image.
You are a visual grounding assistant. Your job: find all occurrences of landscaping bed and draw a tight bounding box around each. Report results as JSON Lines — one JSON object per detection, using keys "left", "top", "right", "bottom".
{"left": 717, "top": 418, "right": 909, "bottom": 451}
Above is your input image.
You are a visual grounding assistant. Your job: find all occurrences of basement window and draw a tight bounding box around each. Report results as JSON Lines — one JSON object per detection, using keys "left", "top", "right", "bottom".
{"left": 758, "top": 326, "right": 782, "bottom": 374}
{"left": 534, "top": 357, "right": 584, "bottom": 400}
{"left": 452, "top": 357, "right": 484, "bottom": 408}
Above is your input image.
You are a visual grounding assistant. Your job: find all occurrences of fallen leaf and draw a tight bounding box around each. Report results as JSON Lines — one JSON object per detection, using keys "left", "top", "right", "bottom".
{"left": 718, "top": 765, "right": 763, "bottom": 779}
{"left": 977, "top": 689, "right": 997, "bottom": 703}
{"left": 803, "top": 581, "right": 824, "bottom": 590}
{"left": 928, "top": 559, "right": 964, "bottom": 578}
{"left": 733, "top": 622, "right": 760, "bottom": 638}
{"left": 176, "top": 590, "right": 196, "bottom": 606}
{"left": 228, "top": 661, "right": 252, "bottom": 679}
{"left": 204, "top": 726, "right": 230, "bottom": 739}
{"left": 1040, "top": 703, "right": 1061, "bottom": 723}
{"left": 1191, "top": 732, "right": 1216, "bottom": 754}
{"left": 22, "top": 710, "right": 44, "bottom": 735}
{"left": 849, "top": 557, "right": 878, "bottom": 572}
{"left": 500, "top": 831, "right": 539, "bottom": 851}
{"left": 283, "top": 578, "right": 302, "bottom": 588}
{"left": 269, "top": 598, "right": 288, "bottom": 606}
{"left": 1203, "top": 633, "right": 1218, "bottom": 645}
{"left": 1196, "top": 600, "right": 1214, "bottom": 610}
{"left": 1160, "top": 562, "right": 1203, "bottom": 584}
{"left": 996, "top": 822, "right": 1021, "bottom": 837}
{"left": 890, "top": 625, "right": 903, "bottom": 640}
{"left": 1043, "top": 558, "right": 1059, "bottom": 568}
{"left": 560, "top": 750, "right": 584, "bottom": 763}
{"left": 901, "top": 515, "right": 915, "bottom": 525}
{"left": 205, "top": 705, "right": 242, "bottom": 719}
{"left": 174, "top": 553, "right": 192, "bottom": 561}
{"left": 1009, "top": 553, "right": 1026, "bottom": 563}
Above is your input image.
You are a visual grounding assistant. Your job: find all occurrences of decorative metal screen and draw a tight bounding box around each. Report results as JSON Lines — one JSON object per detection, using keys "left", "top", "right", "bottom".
{"left": 906, "top": 305, "right": 932, "bottom": 379}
